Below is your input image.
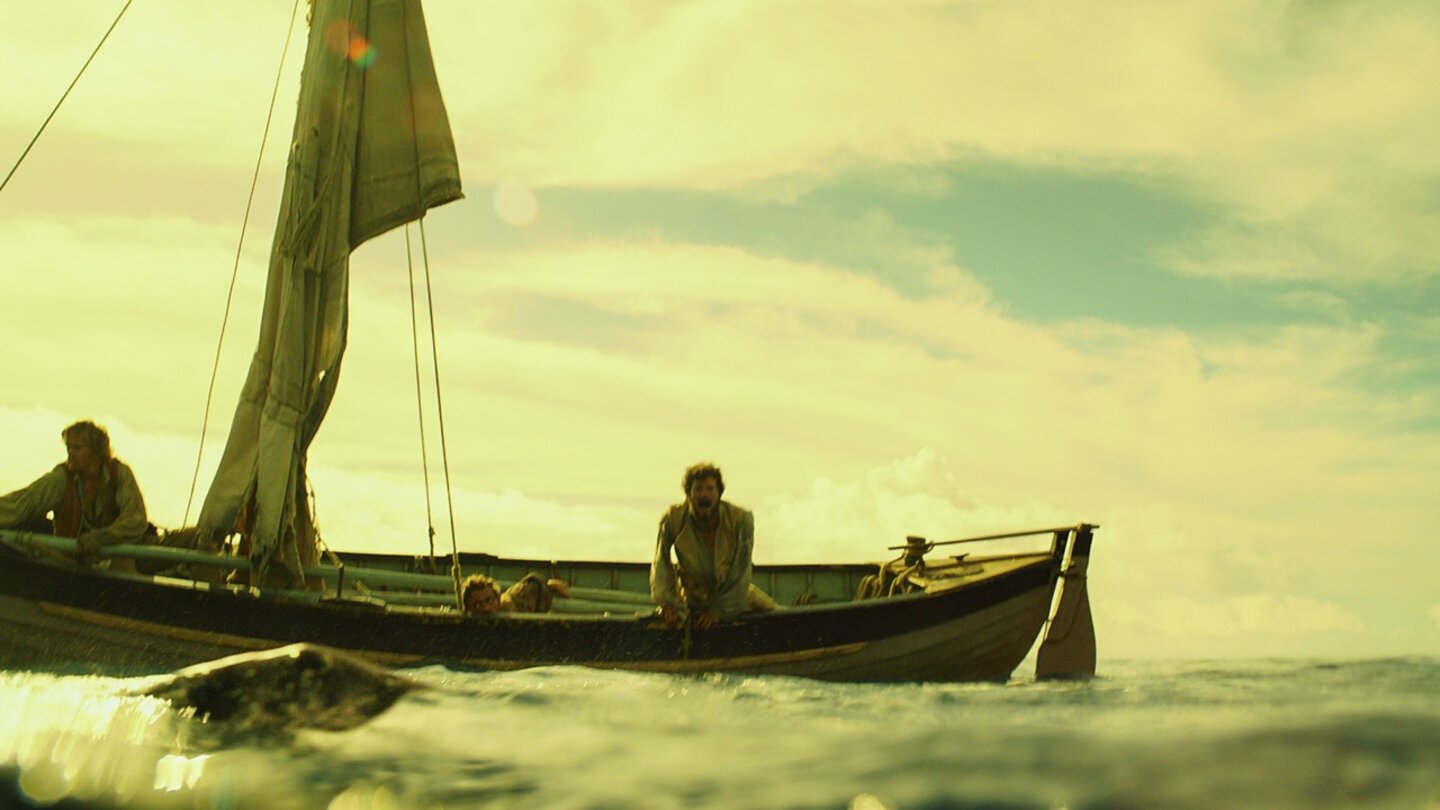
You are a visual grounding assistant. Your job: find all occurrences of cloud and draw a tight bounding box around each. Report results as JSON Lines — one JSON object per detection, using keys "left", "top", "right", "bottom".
{"left": 11, "top": 1, "right": 1437, "bottom": 285}
{"left": 325, "top": 238, "right": 1438, "bottom": 554}
{"left": 0, "top": 1, "right": 300, "bottom": 164}
{"left": 1096, "top": 591, "right": 1372, "bottom": 660}
{"left": 303, "top": 461, "right": 647, "bottom": 560}
{"left": 1172, "top": 593, "right": 1364, "bottom": 636}
{"left": 757, "top": 449, "right": 1085, "bottom": 563}
{"left": 419, "top": 1, "right": 1440, "bottom": 284}
{"left": 0, "top": 217, "right": 265, "bottom": 435}
{"left": 0, "top": 409, "right": 73, "bottom": 484}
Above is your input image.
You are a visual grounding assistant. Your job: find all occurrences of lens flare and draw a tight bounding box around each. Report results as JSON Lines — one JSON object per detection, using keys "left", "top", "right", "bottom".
{"left": 325, "top": 20, "right": 376, "bottom": 68}
{"left": 348, "top": 37, "right": 376, "bottom": 68}
{"left": 493, "top": 181, "right": 539, "bottom": 227}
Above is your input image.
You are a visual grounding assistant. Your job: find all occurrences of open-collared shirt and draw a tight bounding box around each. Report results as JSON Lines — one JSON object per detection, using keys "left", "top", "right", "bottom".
{"left": 0, "top": 460, "right": 148, "bottom": 546}
{"left": 650, "top": 500, "right": 755, "bottom": 619}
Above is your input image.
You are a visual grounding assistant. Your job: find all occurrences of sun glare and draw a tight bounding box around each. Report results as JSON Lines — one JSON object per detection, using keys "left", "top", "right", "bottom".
{"left": 493, "top": 180, "right": 539, "bottom": 227}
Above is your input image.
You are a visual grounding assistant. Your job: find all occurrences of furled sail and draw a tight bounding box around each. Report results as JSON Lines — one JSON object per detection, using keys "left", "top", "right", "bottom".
{"left": 198, "top": 0, "right": 462, "bottom": 584}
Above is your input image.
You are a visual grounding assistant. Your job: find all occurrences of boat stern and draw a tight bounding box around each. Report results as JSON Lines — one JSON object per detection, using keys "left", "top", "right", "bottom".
{"left": 1035, "top": 523, "right": 1097, "bottom": 680}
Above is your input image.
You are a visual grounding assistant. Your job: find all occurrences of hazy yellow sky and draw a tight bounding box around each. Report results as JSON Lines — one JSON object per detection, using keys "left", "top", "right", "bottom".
{"left": 2, "top": 0, "right": 1437, "bottom": 660}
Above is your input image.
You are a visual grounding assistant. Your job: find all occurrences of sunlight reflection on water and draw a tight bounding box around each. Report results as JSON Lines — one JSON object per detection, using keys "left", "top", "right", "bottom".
{"left": 2, "top": 659, "right": 1439, "bottom": 809}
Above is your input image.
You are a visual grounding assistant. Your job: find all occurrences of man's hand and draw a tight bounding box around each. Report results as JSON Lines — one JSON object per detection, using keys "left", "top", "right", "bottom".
{"left": 658, "top": 604, "right": 682, "bottom": 627}
{"left": 692, "top": 610, "right": 718, "bottom": 630}
{"left": 75, "top": 533, "right": 104, "bottom": 563}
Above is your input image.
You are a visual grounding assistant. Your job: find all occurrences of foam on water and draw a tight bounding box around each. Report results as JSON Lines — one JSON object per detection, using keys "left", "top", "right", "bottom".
{"left": 3, "top": 658, "right": 1438, "bottom": 809}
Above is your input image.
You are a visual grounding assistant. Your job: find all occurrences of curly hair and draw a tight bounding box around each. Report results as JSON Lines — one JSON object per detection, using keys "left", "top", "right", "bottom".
{"left": 681, "top": 462, "right": 724, "bottom": 496}
{"left": 460, "top": 573, "right": 499, "bottom": 613}
{"left": 62, "top": 420, "right": 112, "bottom": 460}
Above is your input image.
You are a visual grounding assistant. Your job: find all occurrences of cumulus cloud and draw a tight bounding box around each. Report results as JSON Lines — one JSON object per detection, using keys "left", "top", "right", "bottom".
{"left": 304, "top": 461, "right": 647, "bottom": 560}
{"left": 758, "top": 449, "right": 1082, "bottom": 563}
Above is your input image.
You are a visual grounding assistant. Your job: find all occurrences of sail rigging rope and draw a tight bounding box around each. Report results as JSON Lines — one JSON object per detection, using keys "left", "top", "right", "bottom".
{"left": 398, "top": 0, "right": 465, "bottom": 607}
{"left": 416, "top": 215, "right": 465, "bottom": 608}
{"left": 404, "top": 224, "right": 440, "bottom": 562}
{"left": 1, "top": 0, "right": 136, "bottom": 194}
{"left": 181, "top": 0, "right": 305, "bottom": 528}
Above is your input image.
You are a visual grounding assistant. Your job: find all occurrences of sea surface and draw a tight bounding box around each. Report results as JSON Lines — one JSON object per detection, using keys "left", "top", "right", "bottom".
{"left": 2, "top": 656, "right": 1437, "bottom": 809}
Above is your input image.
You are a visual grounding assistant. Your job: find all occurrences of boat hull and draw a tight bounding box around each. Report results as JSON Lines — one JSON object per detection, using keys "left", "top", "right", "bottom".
{"left": 0, "top": 543, "right": 1062, "bottom": 682}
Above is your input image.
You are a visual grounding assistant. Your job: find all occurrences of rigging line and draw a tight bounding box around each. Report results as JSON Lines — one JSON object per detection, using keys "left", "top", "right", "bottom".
{"left": 181, "top": 0, "right": 304, "bottom": 527}
{"left": 418, "top": 215, "right": 465, "bottom": 606}
{"left": 1, "top": 0, "right": 136, "bottom": 194}
{"left": 404, "top": 223, "right": 439, "bottom": 561}
{"left": 398, "top": 0, "right": 464, "bottom": 606}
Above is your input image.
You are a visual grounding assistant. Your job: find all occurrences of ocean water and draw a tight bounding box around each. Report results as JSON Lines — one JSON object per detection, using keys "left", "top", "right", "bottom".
{"left": 2, "top": 656, "right": 1437, "bottom": 809}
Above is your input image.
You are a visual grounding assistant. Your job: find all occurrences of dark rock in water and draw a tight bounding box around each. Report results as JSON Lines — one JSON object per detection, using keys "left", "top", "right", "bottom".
{"left": 141, "top": 643, "right": 421, "bottom": 731}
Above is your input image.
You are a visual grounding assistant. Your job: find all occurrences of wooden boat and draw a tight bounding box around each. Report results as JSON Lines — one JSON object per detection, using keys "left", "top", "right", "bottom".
{"left": 0, "top": 0, "right": 1099, "bottom": 684}
{"left": 0, "top": 524, "right": 1095, "bottom": 682}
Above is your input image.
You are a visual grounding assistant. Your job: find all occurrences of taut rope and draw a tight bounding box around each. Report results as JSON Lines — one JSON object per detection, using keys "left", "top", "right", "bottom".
{"left": 398, "top": 0, "right": 464, "bottom": 608}
{"left": 1, "top": 0, "right": 136, "bottom": 193}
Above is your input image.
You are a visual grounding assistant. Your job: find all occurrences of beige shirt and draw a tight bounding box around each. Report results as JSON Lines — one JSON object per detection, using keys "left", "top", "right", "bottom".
{"left": 504, "top": 573, "right": 556, "bottom": 613}
{"left": 650, "top": 500, "right": 755, "bottom": 619}
{"left": 0, "top": 461, "right": 149, "bottom": 546}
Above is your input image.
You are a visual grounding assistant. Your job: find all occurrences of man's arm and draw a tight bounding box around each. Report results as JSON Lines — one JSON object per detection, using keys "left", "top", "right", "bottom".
{"left": 649, "top": 513, "right": 684, "bottom": 620}
{"left": 0, "top": 467, "right": 66, "bottom": 530}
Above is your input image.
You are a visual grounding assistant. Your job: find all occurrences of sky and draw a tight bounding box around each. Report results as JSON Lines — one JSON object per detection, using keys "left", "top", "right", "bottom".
{"left": 1, "top": 0, "right": 1437, "bottom": 661}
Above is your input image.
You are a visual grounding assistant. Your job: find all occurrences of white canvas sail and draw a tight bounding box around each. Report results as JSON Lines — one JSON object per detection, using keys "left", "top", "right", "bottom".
{"left": 198, "top": 0, "right": 462, "bottom": 584}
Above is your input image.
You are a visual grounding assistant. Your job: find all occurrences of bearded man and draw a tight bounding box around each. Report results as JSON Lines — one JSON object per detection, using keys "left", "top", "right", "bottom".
{"left": 0, "top": 420, "right": 149, "bottom": 559}
{"left": 651, "top": 461, "right": 773, "bottom": 629}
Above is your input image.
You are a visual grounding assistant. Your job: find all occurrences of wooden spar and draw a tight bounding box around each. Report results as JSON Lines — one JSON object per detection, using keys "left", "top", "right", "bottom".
{"left": 0, "top": 530, "right": 653, "bottom": 606}
{"left": 885, "top": 523, "right": 1101, "bottom": 551}
{"left": 363, "top": 590, "right": 655, "bottom": 614}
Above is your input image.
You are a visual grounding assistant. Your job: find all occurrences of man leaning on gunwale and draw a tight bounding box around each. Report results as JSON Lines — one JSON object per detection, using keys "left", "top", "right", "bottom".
{"left": 0, "top": 419, "right": 149, "bottom": 560}
{"left": 650, "top": 461, "right": 776, "bottom": 629}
